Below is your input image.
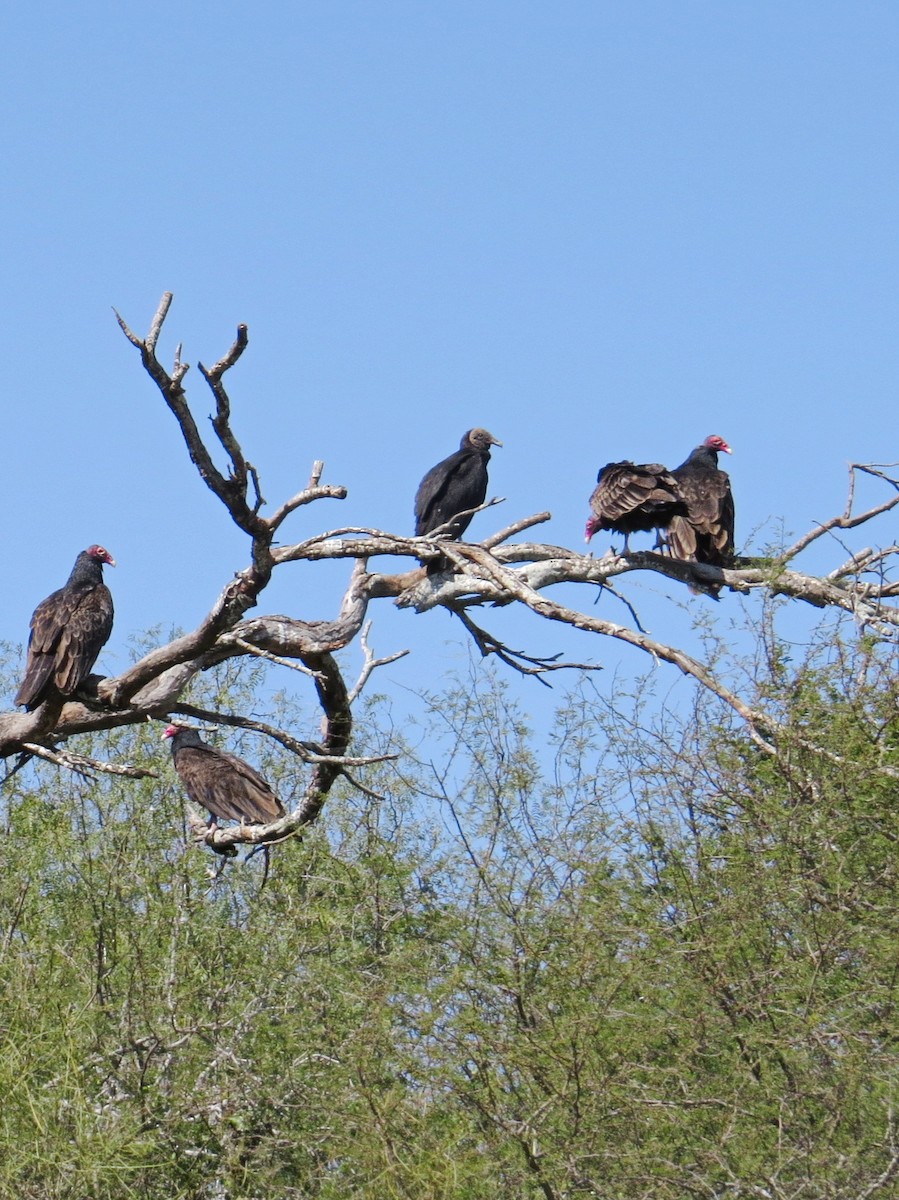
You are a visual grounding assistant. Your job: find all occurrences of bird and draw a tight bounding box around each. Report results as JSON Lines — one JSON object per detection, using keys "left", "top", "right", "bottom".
{"left": 163, "top": 725, "right": 285, "bottom": 826}
{"left": 585, "top": 460, "right": 687, "bottom": 552}
{"left": 667, "top": 435, "right": 735, "bottom": 588}
{"left": 15, "top": 544, "right": 116, "bottom": 711}
{"left": 414, "top": 428, "right": 502, "bottom": 539}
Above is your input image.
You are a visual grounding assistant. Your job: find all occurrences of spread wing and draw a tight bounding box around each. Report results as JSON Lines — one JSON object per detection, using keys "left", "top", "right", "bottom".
{"left": 16, "top": 583, "right": 114, "bottom": 709}
{"left": 589, "top": 462, "right": 684, "bottom": 534}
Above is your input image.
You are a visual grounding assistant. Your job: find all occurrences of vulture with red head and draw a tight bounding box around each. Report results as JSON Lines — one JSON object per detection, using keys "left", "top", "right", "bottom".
{"left": 163, "top": 725, "right": 285, "bottom": 826}
{"left": 415, "top": 428, "right": 502, "bottom": 539}
{"left": 585, "top": 460, "right": 686, "bottom": 552}
{"left": 667, "top": 435, "right": 735, "bottom": 583}
{"left": 15, "top": 544, "right": 116, "bottom": 710}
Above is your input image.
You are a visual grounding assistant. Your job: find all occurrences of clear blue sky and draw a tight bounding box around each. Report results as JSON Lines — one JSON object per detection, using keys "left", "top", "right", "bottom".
{"left": 3, "top": 2, "right": 897, "bottom": 710}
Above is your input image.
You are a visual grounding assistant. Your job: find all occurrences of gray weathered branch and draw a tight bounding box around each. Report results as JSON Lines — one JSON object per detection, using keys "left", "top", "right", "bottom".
{"left": 5, "top": 296, "right": 897, "bottom": 850}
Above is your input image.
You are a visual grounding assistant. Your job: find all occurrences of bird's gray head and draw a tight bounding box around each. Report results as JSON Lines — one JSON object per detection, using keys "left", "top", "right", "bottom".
{"left": 464, "top": 428, "right": 503, "bottom": 451}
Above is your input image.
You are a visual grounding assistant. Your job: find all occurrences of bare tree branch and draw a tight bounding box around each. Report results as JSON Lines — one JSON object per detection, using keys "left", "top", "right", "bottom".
{"left": 228, "top": 636, "right": 327, "bottom": 681}
{"left": 482, "top": 511, "right": 552, "bottom": 548}
{"left": 347, "top": 622, "right": 410, "bottom": 705}
{"left": 451, "top": 606, "right": 598, "bottom": 685}
{"left": 198, "top": 324, "right": 251, "bottom": 497}
{"left": 21, "top": 743, "right": 158, "bottom": 780}
{"left": 170, "top": 704, "right": 396, "bottom": 768}
{"left": 780, "top": 462, "right": 899, "bottom": 562}
{"left": 7, "top": 296, "right": 899, "bottom": 851}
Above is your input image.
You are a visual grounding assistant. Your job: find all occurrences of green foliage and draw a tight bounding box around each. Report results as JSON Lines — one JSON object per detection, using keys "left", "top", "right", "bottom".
{"left": 0, "top": 630, "right": 897, "bottom": 1198}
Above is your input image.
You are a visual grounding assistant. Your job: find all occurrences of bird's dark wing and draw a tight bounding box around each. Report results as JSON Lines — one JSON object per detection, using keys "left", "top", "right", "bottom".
{"left": 668, "top": 472, "right": 734, "bottom": 565}
{"left": 174, "top": 744, "right": 284, "bottom": 824}
{"left": 717, "top": 481, "right": 735, "bottom": 560}
{"left": 666, "top": 512, "right": 699, "bottom": 561}
{"left": 52, "top": 584, "right": 114, "bottom": 694}
{"left": 590, "top": 462, "right": 683, "bottom": 533}
{"left": 414, "top": 449, "right": 469, "bottom": 535}
{"left": 173, "top": 744, "right": 248, "bottom": 823}
{"left": 216, "top": 749, "right": 285, "bottom": 823}
{"left": 16, "top": 583, "right": 113, "bottom": 708}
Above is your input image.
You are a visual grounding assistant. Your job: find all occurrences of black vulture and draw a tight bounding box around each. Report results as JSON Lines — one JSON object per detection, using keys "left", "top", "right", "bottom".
{"left": 163, "top": 725, "right": 285, "bottom": 826}
{"left": 414, "top": 428, "right": 502, "bottom": 539}
{"left": 15, "top": 544, "right": 115, "bottom": 710}
{"left": 667, "top": 435, "right": 735, "bottom": 588}
{"left": 585, "top": 461, "right": 686, "bottom": 552}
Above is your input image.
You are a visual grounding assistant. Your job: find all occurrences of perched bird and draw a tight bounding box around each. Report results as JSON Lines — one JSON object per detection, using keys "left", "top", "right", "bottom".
{"left": 585, "top": 461, "right": 687, "bottom": 552}
{"left": 415, "top": 428, "right": 502, "bottom": 539}
{"left": 667, "top": 435, "right": 735, "bottom": 587}
{"left": 16, "top": 544, "right": 116, "bottom": 710}
{"left": 163, "top": 725, "right": 285, "bottom": 826}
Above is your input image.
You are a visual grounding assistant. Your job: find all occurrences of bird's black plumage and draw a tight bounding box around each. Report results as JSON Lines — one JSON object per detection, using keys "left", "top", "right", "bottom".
{"left": 15, "top": 545, "right": 115, "bottom": 711}
{"left": 667, "top": 435, "right": 735, "bottom": 588}
{"left": 164, "top": 726, "right": 285, "bottom": 826}
{"left": 414, "top": 428, "right": 502, "bottom": 539}
{"left": 585, "top": 461, "right": 687, "bottom": 552}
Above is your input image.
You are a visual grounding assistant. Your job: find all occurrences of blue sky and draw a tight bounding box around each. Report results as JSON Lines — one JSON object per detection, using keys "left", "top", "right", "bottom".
{"left": 3, "top": 2, "right": 898, "bottom": 714}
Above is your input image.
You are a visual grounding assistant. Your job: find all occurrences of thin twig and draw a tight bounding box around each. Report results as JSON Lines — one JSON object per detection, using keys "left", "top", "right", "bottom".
{"left": 347, "top": 622, "right": 410, "bottom": 704}
{"left": 419, "top": 496, "right": 505, "bottom": 539}
{"left": 21, "top": 743, "right": 158, "bottom": 779}
{"left": 267, "top": 483, "right": 349, "bottom": 531}
{"left": 230, "top": 636, "right": 327, "bottom": 681}
{"left": 482, "top": 511, "right": 552, "bottom": 548}
{"left": 170, "top": 704, "right": 395, "bottom": 767}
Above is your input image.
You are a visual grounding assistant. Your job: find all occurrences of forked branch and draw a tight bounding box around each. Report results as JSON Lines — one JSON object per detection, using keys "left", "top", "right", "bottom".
{"left": 3, "top": 295, "right": 897, "bottom": 852}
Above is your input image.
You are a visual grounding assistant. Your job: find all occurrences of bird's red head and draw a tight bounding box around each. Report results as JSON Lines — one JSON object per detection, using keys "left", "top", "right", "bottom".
{"left": 87, "top": 545, "right": 116, "bottom": 567}
{"left": 703, "top": 435, "right": 732, "bottom": 455}
{"left": 585, "top": 517, "right": 599, "bottom": 543}
{"left": 162, "top": 725, "right": 180, "bottom": 740}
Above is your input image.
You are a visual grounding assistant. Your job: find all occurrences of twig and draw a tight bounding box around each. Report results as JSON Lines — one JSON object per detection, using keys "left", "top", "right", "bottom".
{"left": 170, "top": 704, "right": 394, "bottom": 767}
{"left": 420, "top": 496, "right": 505, "bottom": 539}
{"left": 199, "top": 325, "right": 250, "bottom": 491}
{"left": 340, "top": 768, "right": 391, "bottom": 803}
{"left": 202, "top": 323, "right": 249, "bottom": 378}
{"left": 597, "top": 581, "right": 649, "bottom": 633}
{"left": 781, "top": 462, "right": 899, "bottom": 562}
{"left": 482, "top": 511, "right": 552, "bottom": 548}
{"left": 230, "top": 636, "right": 326, "bottom": 681}
{"left": 452, "top": 606, "right": 599, "bottom": 686}
{"left": 20, "top": 743, "right": 158, "bottom": 780}
{"left": 347, "top": 622, "right": 410, "bottom": 704}
{"left": 267, "top": 483, "right": 349, "bottom": 532}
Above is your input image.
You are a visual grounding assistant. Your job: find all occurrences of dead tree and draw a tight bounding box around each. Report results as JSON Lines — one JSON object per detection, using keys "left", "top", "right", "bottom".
{"left": 1, "top": 294, "right": 897, "bottom": 852}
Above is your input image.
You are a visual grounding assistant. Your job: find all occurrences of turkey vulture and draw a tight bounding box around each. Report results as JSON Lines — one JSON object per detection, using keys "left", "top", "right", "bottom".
{"left": 15, "top": 544, "right": 115, "bottom": 711}
{"left": 415, "top": 428, "right": 502, "bottom": 539}
{"left": 585, "top": 461, "right": 687, "bottom": 552}
{"left": 163, "top": 725, "right": 285, "bottom": 826}
{"left": 667, "top": 435, "right": 735, "bottom": 586}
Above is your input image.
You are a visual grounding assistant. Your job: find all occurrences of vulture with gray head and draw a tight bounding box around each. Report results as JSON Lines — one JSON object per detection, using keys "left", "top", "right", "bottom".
{"left": 585, "top": 460, "right": 687, "bottom": 552}
{"left": 15, "top": 544, "right": 116, "bottom": 711}
{"left": 667, "top": 435, "right": 735, "bottom": 586}
{"left": 415, "top": 428, "right": 502, "bottom": 539}
{"left": 163, "top": 725, "right": 285, "bottom": 826}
